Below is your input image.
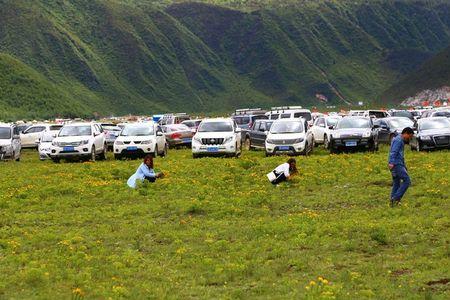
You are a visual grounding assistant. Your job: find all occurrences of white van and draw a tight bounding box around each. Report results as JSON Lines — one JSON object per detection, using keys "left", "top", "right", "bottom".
{"left": 0, "top": 123, "right": 21, "bottom": 161}
{"left": 266, "top": 106, "right": 312, "bottom": 124}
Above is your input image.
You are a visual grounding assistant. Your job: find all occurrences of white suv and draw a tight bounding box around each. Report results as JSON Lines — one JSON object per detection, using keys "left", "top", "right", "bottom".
{"left": 50, "top": 123, "right": 107, "bottom": 162}
{"left": 114, "top": 122, "right": 167, "bottom": 159}
{"left": 265, "top": 118, "right": 313, "bottom": 156}
{"left": 192, "top": 118, "right": 242, "bottom": 158}
{"left": 20, "top": 124, "right": 63, "bottom": 148}
{"left": 0, "top": 123, "right": 21, "bottom": 161}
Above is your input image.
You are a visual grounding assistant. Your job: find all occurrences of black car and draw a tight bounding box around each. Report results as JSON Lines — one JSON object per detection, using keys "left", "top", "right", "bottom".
{"left": 375, "top": 117, "right": 415, "bottom": 144}
{"left": 245, "top": 120, "right": 274, "bottom": 150}
{"left": 410, "top": 117, "right": 450, "bottom": 151}
{"left": 329, "top": 117, "right": 379, "bottom": 153}
{"left": 232, "top": 109, "right": 268, "bottom": 145}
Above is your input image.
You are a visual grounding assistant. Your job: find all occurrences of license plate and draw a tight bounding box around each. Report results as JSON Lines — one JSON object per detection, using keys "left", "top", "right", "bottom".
{"left": 345, "top": 141, "right": 357, "bottom": 147}
{"left": 127, "top": 146, "right": 138, "bottom": 151}
{"left": 207, "top": 147, "right": 219, "bottom": 152}
{"left": 63, "top": 146, "right": 74, "bottom": 151}
{"left": 183, "top": 138, "right": 192, "bottom": 143}
{"left": 279, "top": 146, "right": 290, "bottom": 151}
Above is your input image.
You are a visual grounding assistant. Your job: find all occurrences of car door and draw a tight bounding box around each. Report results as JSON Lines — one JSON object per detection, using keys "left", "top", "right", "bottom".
{"left": 312, "top": 118, "right": 325, "bottom": 142}
{"left": 93, "top": 125, "right": 102, "bottom": 151}
{"left": 11, "top": 126, "right": 20, "bottom": 156}
{"left": 377, "top": 120, "right": 390, "bottom": 143}
{"left": 249, "top": 121, "right": 259, "bottom": 146}
{"left": 255, "top": 122, "right": 267, "bottom": 147}
{"left": 156, "top": 125, "right": 165, "bottom": 150}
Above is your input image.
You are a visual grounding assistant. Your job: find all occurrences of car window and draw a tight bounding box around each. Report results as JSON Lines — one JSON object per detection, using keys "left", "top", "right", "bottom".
{"left": 49, "top": 125, "right": 63, "bottom": 131}
{"left": 252, "top": 121, "right": 260, "bottom": 131}
{"left": 316, "top": 118, "right": 325, "bottom": 127}
{"left": 25, "top": 126, "right": 45, "bottom": 134}
{"left": 0, "top": 127, "right": 12, "bottom": 139}
{"left": 280, "top": 113, "right": 291, "bottom": 119}
{"left": 258, "top": 122, "right": 266, "bottom": 132}
{"left": 326, "top": 118, "right": 340, "bottom": 127}
{"left": 293, "top": 112, "right": 312, "bottom": 121}
{"left": 270, "top": 114, "right": 279, "bottom": 120}
{"left": 234, "top": 116, "right": 250, "bottom": 125}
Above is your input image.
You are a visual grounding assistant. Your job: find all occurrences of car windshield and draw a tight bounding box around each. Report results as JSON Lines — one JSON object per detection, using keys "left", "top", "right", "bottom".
{"left": 270, "top": 121, "right": 304, "bottom": 134}
{"left": 420, "top": 119, "right": 450, "bottom": 131}
{"left": 49, "top": 125, "right": 63, "bottom": 131}
{"left": 234, "top": 116, "right": 250, "bottom": 125}
{"left": 389, "top": 118, "right": 414, "bottom": 129}
{"left": 433, "top": 111, "right": 450, "bottom": 117}
{"left": 59, "top": 126, "right": 92, "bottom": 137}
{"left": 103, "top": 126, "right": 121, "bottom": 132}
{"left": 121, "top": 125, "right": 154, "bottom": 136}
{"left": 293, "top": 112, "right": 312, "bottom": 121}
{"left": 369, "top": 111, "right": 387, "bottom": 118}
{"left": 164, "top": 125, "right": 190, "bottom": 132}
{"left": 41, "top": 134, "right": 54, "bottom": 142}
{"left": 0, "top": 127, "right": 11, "bottom": 139}
{"left": 280, "top": 114, "right": 291, "bottom": 119}
{"left": 198, "top": 122, "right": 233, "bottom": 132}
{"left": 391, "top": 111, "right": 413, "bottom": 118}
{"left": 327, "top": 118, "right": 340, "bottom": 126}
{"left": 265, "top": 122, "right": 274, "bottom": 130}
{"left": 337, "top": 118, "right": 370, "bottom": 129}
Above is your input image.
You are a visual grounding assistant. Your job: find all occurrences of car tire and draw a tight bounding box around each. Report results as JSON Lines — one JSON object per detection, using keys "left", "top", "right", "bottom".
{"left": 99, "top": 144, "right": 107, "bottom": 160}
{"left": 52, "top": 158, "right": 60, "bottom": 163}
{"left": 324, "top": 135, "right": 329, "bottom": 149}
{"left": 244, "top": 138, "right": 250, "bottom": 151}
{"left": 160, "top": 144, "right": 168, "bottom": 157}
{"left": 193, "top": 153, "right": 199, "bottom": 159}
{"left": 114, "top": 154, "right": 122, "bottom": 160}
{"left": 91, "top": 146, "right": 96, "bottom": 162}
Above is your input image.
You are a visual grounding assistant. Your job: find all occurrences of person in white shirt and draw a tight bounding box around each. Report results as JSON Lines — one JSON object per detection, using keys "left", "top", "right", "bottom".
{"left": 268, "top": 158, "right": 298, "bottom": 185}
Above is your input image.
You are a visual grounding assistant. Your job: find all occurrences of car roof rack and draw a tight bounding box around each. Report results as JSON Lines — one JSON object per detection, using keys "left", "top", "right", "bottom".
{"left": 233, "top": 108, "right": 266, "bottom": 115}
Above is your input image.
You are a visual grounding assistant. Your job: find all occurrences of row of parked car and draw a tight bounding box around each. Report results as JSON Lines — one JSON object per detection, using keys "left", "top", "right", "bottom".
{"left": 1, "top": 106, "right": 449, "bottom": 162}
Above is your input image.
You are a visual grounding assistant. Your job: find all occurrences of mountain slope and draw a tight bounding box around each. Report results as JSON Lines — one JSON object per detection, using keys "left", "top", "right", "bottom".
{"left": 381, "top": 45, "right": 450, "bottom": 103}
{"left": 1, "top": 0, "right": 450, "bottom": 119}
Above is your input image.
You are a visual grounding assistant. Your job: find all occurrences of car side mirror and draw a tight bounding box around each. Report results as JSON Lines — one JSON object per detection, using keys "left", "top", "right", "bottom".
{"left": 13, "top": 135, "right": 20, "bottom": 140}
{"left": 35, "top": 139, "right": 40, "bottom": 144}
{"left": 328, "top": 126, "right": 334, "bottom": 130}
{"left": 157, "top": 131, "right": 163, "bottom": 136}
{"left": 380, "top": 125, "right": 388, "bottom": 129}
{"left": 94, "top": 132, "right": 99, "bottom": 136}
{"left": 373, "top": 125, "right": 380, "bottom": 129}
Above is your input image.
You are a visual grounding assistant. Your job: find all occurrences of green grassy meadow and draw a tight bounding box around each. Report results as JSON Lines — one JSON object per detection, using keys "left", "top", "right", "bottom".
{"left": 0, "top": 147, "right": 449, "bottom": 299}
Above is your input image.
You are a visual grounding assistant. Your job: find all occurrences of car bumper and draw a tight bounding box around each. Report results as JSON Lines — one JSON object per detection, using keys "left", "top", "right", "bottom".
{"left": 192, "top": 143, "right": 236, "bottom": 155}
{"left": 50, "top": 145, "right": 92, "bottom": 158}
{"left": 167, "top": 138, "right": 192, "bottom": 147}
{"left": 114, "top": 144, "right": 155, "bottom": 156}
{"left": 330, "top": 138, "right": 372, "bottom": 150}
{"left": 265, "top": 142, "right": 306, "bottom": 155}
{"left": 419, "top": 138, "right": 450, "bottom": 149}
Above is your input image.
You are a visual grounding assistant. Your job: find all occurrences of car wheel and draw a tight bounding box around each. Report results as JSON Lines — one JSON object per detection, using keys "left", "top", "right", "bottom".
{"left": 265, "top": 152, "right": 271, "bottom": 157}
{"left": 324, "top": 135, "right": 329, "bottom": 149}
{"left": 416, "top": 141, "right": 422, "bottom": 152}
{"left": 192, "top": 153, "right": 199, "bottom": 159}
{"left": 160, "top": 144, "right": 168, "bottom": 157}
{"left": 114, "top": 154, "right": 122, "bottom": 160}
{"left": 99, "top": 144, "right": 107, "bottom": 160}
{"left": 244, "top": 138, "right": 250, "bottom": 151}
{"left": 91, "top": 146, "right": 96, "bottom": 162}
{"left": 52, "top": 158, "right": 60, "bottom": 163}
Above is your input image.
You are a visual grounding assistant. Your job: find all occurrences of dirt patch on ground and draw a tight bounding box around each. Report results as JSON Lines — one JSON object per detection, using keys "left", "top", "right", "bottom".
{"left": 391, "top": 269, "right": 412, "bottom": 276}
{"left": 426, "top": 278, "right": 450, "bottom": 286}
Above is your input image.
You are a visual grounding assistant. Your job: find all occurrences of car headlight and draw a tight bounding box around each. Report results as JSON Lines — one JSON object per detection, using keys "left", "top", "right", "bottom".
{"left": 363, "top": 131, "right": 371, "bottom": 138}
{"left": 332, "top": 133, "right": 339, "bottom": 139}
{"left": 115, "top": 141, "right": 124, "bottom": 145}
{"left": 266, "top": 139, "right": 274, "bottom": 144}
{"left": 293, "top": 138, "right": 304, "bottom": 143}
{"left": 421, "top": 135, "right": 431, "bottom": 140}
{"left": 52, "top": 141, "right": 59, "bottom": 147}
{"left": 223, "top": 136, "right": 234, "bottom": 144}
{"left": 141, "top": 140, "right": 153, "bottom": 144}
{"left": 81, "top": 140, "right": 90, "bottom": 145}
{"left": 193, "top": 136, "right": 202, "bottom": 144}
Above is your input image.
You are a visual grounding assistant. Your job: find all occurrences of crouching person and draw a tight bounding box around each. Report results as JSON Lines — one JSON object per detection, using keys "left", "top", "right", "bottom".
{"left": 267, "top": 158, "right": 298, "bottom": 185}
{"left": 127, "top": 155, "right": 164, "bottom": 188}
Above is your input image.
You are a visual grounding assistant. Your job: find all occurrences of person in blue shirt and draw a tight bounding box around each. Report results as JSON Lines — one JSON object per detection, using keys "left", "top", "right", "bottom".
{"left": 127, "top": 155, "right": 163, "bottom": 188}
{"left": 388, "top": 127, "right": 414, "bottom": 207}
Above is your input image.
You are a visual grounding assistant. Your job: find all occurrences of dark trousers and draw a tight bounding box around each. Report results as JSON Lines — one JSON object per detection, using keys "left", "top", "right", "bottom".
{"left": 390, "top": 165, "right": 411, "bottom": 201}
{"left": 271, "top": 172, "right": 287, "bottom": 185}
{"left": 145, "top": 176, "right": 156, "bottom": 183}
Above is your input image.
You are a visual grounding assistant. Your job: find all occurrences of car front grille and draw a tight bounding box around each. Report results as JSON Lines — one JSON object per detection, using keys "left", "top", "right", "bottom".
{"left": 340, "top": 134, "right": 363, "bottom": 139}
{"left": 202, "top": 138, "right": 224, "bottom": 145}
{"left": 59, "top": 141, "right": 82, "bottom": 147}
{"left": 433, "top": 135, "right": 450, "bottom": 146}
{"left": 270, "top": 139, "right": 299, "bottom": 145}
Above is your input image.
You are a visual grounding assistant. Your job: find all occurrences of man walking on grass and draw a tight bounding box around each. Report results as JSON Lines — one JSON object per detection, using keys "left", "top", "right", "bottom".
{"left": 388, "top": 127, "right": 415, "bottom": 207}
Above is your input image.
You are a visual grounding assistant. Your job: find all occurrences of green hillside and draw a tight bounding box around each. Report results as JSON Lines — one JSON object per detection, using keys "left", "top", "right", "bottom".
{"left": 1, "top": 0, "right": 450, "bottom": 119}
{"left": 382, "top": 45, "right": 450, "bottom": 103}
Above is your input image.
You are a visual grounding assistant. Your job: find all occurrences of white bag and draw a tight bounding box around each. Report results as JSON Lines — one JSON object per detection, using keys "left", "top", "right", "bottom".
{"left": 267, "top": 171, "right": 277, "bottom": 182}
